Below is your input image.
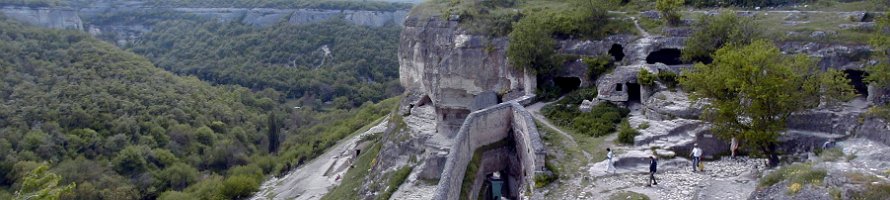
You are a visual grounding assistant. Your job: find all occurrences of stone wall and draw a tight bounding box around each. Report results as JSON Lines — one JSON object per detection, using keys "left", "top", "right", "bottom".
{"left": 433, "top": 96, "right": 544, "bottom": 200}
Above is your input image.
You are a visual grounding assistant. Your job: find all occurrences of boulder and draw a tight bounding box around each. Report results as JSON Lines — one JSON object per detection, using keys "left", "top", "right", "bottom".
{"left": 642, "top": 91, "right": 702, "bottom": 120}
{"left": 838, "top": 22, "right": 876, "bottom": 31}
{"left": 641, "top": 10, "right": 660, "bottom": 19}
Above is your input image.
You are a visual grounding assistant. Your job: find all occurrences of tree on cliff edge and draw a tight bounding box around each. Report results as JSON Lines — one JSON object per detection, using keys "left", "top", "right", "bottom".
{"left": 680, "top": 40, "right": 854, "bottom": 166}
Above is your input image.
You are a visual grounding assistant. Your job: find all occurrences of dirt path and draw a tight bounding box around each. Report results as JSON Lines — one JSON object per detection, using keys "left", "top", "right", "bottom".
{"left": 250, "top": 117, "right": 389, "bottom": 200}
{"left": 527, "top": 100, "right": 591, "bottom": 160}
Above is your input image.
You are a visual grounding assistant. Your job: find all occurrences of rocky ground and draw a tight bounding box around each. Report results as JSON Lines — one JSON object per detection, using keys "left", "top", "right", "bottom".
{"left": 537, "top": 156, "right": 766, "bottom": 200}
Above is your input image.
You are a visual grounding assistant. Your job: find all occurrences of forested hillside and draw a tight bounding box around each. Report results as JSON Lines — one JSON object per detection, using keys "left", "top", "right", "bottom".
{"left": 129, "top": 18, "right": 402, "bottom": 108}
{"left": 0, "top": 16, "right": 396, "bottom": 199}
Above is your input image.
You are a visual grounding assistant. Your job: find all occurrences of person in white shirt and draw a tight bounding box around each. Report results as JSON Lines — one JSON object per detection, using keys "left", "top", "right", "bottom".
{"left": 606, "top": 148, "right": 616, "bottom": 173}
{"left": 730, "top": 137, "right": 739, "bottom": 160}
{"left": 691, "top": 143, "right": 702, "bottom": 172}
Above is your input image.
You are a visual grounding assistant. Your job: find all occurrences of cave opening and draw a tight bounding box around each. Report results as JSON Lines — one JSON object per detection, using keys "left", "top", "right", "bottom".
{"left": 554, "top": 77, "right": 581, "bottom": 93}
{"left": 627, "top": 82, "right": 641, "bottom": 103}
{"left": 844, "top": 69, "right": 869, "bottom": 97}
{"left": 646, "top": 48, "right": 683, "bottom": 65}
{"left": 608, "top": 44, "right": 625, "bottom": 62}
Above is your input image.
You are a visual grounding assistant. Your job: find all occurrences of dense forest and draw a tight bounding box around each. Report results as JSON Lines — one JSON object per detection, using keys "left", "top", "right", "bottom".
{"left": 0, "top": 16, "right": 397, "bottom": 199}
{"left": 128, "top": 18, "right": 403, "bottom": 109}
{"left": 0, "top": 0, "right": 413, "bottom": 11}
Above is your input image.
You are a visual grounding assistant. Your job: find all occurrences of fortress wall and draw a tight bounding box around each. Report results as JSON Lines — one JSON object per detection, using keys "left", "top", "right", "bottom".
{"left": 434, "top": 96, "right": 544, "bottom": 200}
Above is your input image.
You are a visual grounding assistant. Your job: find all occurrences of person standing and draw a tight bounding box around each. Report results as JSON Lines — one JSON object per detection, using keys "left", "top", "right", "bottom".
{"left": 606, "top": 148, "right": 616, "bottom": 173}
{"left": 731, "top": 137, "right": 739, "bottom": 160}
{"left": 648, "top": 156, "right": 658, "bottom": 186}
{"left": 691, "top": 143, "right": 702, "bottom": 172}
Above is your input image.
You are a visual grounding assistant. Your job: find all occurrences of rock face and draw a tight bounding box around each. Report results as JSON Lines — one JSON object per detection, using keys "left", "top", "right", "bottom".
{"left": 399, "top": 16, "right": 536, "bottom": 137}
{"left": 0, "top": 6, "right": 82, "bottom": 29}
{"left": 1, "top": 6, "right": 408, "bottom": 45}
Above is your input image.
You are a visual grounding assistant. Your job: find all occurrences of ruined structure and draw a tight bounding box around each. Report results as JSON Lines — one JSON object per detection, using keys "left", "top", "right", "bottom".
{"left": 378, "top": 14, "right": 545, "bottom": 200}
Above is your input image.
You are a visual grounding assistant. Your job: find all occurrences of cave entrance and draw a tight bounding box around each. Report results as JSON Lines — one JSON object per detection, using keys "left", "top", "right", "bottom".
{"left": 627, "top": 82, "right": 641, "bottom": 103}
{"left": 646, "top": 48, "right": 683, "bottom": 65}
{"left": 844, "top": 69, "right": 869, "bottom": 97}
{"left": 608, "top": 44, "right": 625, "bottom": 62}
{"left": 554, "top": 77, "right": 581, "bottom": 93}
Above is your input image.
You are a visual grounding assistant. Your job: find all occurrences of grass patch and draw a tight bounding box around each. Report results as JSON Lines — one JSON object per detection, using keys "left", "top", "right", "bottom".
{"left": 541, "top": 89, "right": 630, "bottom": 137}
{"left": 819, "top": 147, "right": 845, "bottom": 162}
{"left": 617, "top": 119, "right": 639, "bottom": 144}
{"left": 849, "top": 182, "right": 890, "bottom": 199}
{"left": 758, "top": 163, "right": 828, "bottom": 194}
{"left": 321, "top": 137, "right": 383, "bottom": 200}
{"left": 535, "top": 161, "right": 559, "bottom": 188}
{"left": 745, "top": 11, "right": 876, "bottom": 44}
{"left": 376, "top": 166, "right": 413, "bottom": 200}
{"left": 609, "top": 191, "right": 650, "bottom": 200}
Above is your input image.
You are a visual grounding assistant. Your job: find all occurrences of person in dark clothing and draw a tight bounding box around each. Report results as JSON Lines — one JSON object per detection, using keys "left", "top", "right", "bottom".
{"left": 648, "top": 156, "right": 658, "bottom": 186}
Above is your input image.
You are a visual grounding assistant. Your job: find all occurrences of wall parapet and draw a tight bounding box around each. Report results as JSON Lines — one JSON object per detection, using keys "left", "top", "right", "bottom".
{"left": 433, "top": 95, "right": 544, "bottom": 200}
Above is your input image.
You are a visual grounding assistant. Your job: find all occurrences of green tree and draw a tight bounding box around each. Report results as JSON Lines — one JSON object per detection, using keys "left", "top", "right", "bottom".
{"left": 680, "top": 40, "right": 852, "bottom": 166}
{"left": 656, "top": 0, "right": 685, "bottom": 25}
{"left": 508, "top": 14, "right": 556, "bottom": 74}
{"left": 112, "top": 146, "right": 148, "bottom": 175}
{"left": 155, "top": 163, "right": 199, "bottom": 191}
{"left": 867, "top": 14, "right": 890, "bottom": 87}
{"left": 221, "top": 175, "right": 259, "bottom": 199}
{"left": 14, "top": 164, "right": 75, "bottom": 200}
{"left": 682, "top": 11, "right": 759, "bottom": 62}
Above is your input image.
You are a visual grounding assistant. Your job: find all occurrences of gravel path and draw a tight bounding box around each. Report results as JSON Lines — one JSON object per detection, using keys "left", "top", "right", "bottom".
{"left": 250, "top": 118, "right": 389, "bottom": 200}
{"left": 527, "top": 100, "right": 591, "bottom": 160}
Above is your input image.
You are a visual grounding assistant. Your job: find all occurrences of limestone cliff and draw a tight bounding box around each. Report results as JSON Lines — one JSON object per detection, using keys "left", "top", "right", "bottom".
{"left": 398, "top": 15, "right": 536, "bottom": 137}
{"left": 1, "top": 6, "right": 408, "bottom": 45}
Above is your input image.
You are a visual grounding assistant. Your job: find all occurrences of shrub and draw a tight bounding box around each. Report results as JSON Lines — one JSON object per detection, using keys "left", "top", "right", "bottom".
{"left": 656, "top": 0, "right": 684, "bottom": 26}
{"left": 585, "top": 56, "right": 613, "bottom": 79}
{"left": 638, "top": 122, "right": 650, "bottom": 129}
{"left": 657, "top": 71, "right": 678, "bottom": 88}
{"left": 377, "top": 167, "right": 412, "bottom": 200}
{"left": 682, "top": 11, "right": 759, "bottom": 62}
{"left": 156, "top": 163, "right": 199, "bottom": 191}
{"left": 542, "top": 102, "right": 629, "bottom": 137}
{"left": 113, "top": 146, "right": 148, "bottom": 175}
{"left": 758, "top": 163, "right": 827, "bottom": 188}
{"left": 638, "top": 70, "right": 656, "bottom": 86}
{"left": 557, "top": 87, "right": 599, "bottom": 105}
{"left": 819, "top": 148, "right": 844, "bottom": 162}
{"left": 617, "top": 119, "right": 639, "bottom": 144}
{"left": 849, "top": 182, "right": 890, "bottom": 199}
{"left": 787, "top": 182, "right": 803, "bottom": 194}
{"left": 221, "top": 175, "right": 260, "bottom": 199}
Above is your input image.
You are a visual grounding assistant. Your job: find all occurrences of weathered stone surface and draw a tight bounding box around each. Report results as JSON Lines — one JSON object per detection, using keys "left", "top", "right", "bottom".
{"left": 642, "top": 91, "right": 701, "bottom": 120}
{"left": 838, "top": 22, "right": 876, "bottom": 31}
{"left": 433, "top": 98, "right": 543, "bottom": 200}
{"left": 470, "top": 91, "right": 498, "bottom": 111}
{"left": 838, "top": 11, "right": 868, "bottom": 22}
{"left": 557, "top": 35, "right": 636, "bottom": 58}
{"left": 0, "top": 6, "right": 82, "bottom": 30}
{"left": 596, "top": 64, "right": 645, "bottom": 102}
{"left": 786, "top": 110, "right": 860, "bottom": 136}
{"left": 399, "top": 15, "right": 536, "bottom": 135}
{"left": 1, "top": 6, "right": 409, "bottom": 45}
{"left": 856, "top": 117, "right": 890, "bottom": 146}
{"left": 779, "top": 42, "right": 873, "bottom": 70}
{"left": 641, "top": 10, "right": 660, "bottom": 19}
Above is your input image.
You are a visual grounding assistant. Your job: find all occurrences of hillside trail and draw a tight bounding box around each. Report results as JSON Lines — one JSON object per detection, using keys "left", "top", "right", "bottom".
{"left": 527, "top": 99, "right": 592, "bottom": 160}
{"left": 250, "top": 117, "right": 390, "bottom": 200}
